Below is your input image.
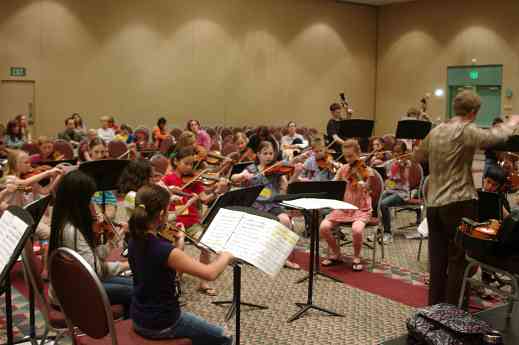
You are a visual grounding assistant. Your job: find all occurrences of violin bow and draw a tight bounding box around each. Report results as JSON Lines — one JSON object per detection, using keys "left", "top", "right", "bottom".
{"left": 180, "top": 168, "right": 210, "bottom": 190}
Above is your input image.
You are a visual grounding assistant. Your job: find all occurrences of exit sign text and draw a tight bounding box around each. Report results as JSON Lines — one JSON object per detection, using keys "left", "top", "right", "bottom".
{"left": 10, "top": 67, "right": 26, "bottom": 77}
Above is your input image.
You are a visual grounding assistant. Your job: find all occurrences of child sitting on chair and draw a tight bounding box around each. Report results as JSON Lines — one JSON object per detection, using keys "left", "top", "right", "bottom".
{"left": 319, "top": 139, "right": 373, "bottom": 272}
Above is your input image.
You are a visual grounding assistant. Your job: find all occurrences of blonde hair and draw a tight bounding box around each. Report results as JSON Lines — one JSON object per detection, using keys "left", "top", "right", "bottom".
{"left": 453, "top": 90, "right": 481, "bottom": 117}
{"left": 233, "top": 132, "right": 248, "bottom": 144}
{"left": 6, "top": 149, "right": 27, "bottom": 176}
{"left": 37, "top": 136, "right": 53, "bottom": 146}
{"left": 100, "top": 115, "right": 110, "bottom": 122}
{"left": 342, "top": 139, "right": 361, "bottom": 154}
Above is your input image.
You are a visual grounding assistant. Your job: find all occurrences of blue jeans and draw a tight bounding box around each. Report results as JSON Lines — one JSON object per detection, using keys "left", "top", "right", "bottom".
{"left": 133, "top": 311, "right": 232, "bottom": 345}
{"left": 380, "top": 192, "right": 405, "bottom": 234}
{"left": 102, "top": 276, "right": 133, "bottom": 319}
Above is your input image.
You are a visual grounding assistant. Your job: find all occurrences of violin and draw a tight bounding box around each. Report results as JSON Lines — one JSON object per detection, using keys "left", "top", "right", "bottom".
{"left": 20, "top": 165, "right": 53, "bottom": 180}
{"left": 316, "top": 154, "right": 341, "bottom": 174}
{"left": 90, "top": 204, "right": 123, "bottom": 245}
{"left": 263, "top": 165, "right": 294, "bottom": 176}
{"left": 344, "top": 159, "right": 370, "bottom": 187}
{"left": 238, "top": 148, "right": 256, "bottom": 163}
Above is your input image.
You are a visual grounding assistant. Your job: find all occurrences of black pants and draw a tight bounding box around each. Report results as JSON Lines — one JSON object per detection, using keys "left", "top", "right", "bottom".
{"left": 426, "top": 200, "right": 477, "bottom": 305}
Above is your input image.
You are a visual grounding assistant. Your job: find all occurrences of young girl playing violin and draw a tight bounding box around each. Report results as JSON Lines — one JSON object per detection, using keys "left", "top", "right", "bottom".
{"left": 128, "top": 184, "right": 233, "bottom": 344}
{"left": 377, "top": 141, "right": 413, "bottom": 243}
{"left": 299, "top": 137, "right": 338, "bottom": 182}
{"left": 48, "top": 170, "right": 132, "bottom": 318}
{"left": 230, "top": 140, "right": 302, "bottom": 269}
{"left": 233, "top": 132, "right": 256, "bottom": 162}
{"left": 89, "top": 138, "right": 118, "bottom": 221}
{"left": 162, "top": 146, "right": 227, "bottom": 296}
{"left": 365, "top": 137, "right": 392, "bottom": 167}
{"left": 31, "top": 136, "right": 65, "bottom": 165}
{"left": 319, "top": 139, "right": 372, "bottom": 272}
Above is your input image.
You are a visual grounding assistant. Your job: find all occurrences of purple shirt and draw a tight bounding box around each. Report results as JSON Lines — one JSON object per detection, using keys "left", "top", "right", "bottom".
{"left": 129, "top": 234, "right": 180, "bottom": 330}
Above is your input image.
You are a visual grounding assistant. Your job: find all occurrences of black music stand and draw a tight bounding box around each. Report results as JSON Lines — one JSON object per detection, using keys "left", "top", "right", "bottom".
{"left": 202, "top": 185, "right": 264, "bottom": 227}
{"left": 395, "top": 120, "right": 431, "bottom": 140}
{"left": 286, "top": 181, "right": 346, "bottom": 284}
{"left": 338, "top": 119, "right": 375, "bottom": 140}
{"left": 477, "top": 190, "right": 503, "bottom": 222}
{"left": 207, "top": 188, "right": 268, "bottom": 318}
{"left": 230, "top": 162, "right": 254, "bottom": 176}
{"left": 201, "top": 188, "right": 268, "bottom": 345}
{"left": 21, "top": 196, "right": 53, "bottom": 344}
{"left": 492, "top": 135, "right": 519, "bottom": 152}
{"left": 283, "top": 182, "right": 347, "bottom": 323}
{"left": 0, "top": 206, "right": 35, "bottom": 345}
{"left": 79, "top": 159, "right": 130, "bottom": 192}
{"left": 37, "top": 159, "right": 78, "bottom": 167}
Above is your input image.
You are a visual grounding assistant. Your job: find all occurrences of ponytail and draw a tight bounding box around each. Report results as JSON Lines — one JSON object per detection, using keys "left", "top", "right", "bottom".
{"left": 129, "top": 184, "right": 170, "bottom": 240}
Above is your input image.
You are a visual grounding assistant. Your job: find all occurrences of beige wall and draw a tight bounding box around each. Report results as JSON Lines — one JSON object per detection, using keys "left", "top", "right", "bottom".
{"left": 376, "top": 0, "right": 519, "bottom": 135}
{"left": 0, "top": 0, "right": 377, "bottom": 137}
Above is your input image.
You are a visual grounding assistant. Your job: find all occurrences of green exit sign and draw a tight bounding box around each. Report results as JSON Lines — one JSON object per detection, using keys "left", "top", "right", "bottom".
{"left": 469, "top": 70, "right": 479, "bottom": 80}
{"left": 10, "top": 67, "right": 26, "bottom": 77}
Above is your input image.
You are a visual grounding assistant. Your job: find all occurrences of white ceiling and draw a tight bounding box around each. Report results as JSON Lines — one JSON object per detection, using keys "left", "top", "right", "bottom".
{"left": 338, "top": 0, "right": 416, "bottom": 6}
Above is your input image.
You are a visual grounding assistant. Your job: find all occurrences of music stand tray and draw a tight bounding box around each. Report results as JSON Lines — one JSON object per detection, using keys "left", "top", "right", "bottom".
{"left": 395, "top": 120, "right": 432, "bottom": 140}
{"left": 338, "top": 119, "right": 374, "bottom": 139}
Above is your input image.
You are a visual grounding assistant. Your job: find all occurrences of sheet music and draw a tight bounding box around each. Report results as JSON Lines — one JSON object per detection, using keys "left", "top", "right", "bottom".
{"left": 281, "top": 198, "right": 358, "bottom": 210}
{"left": 200, "top": 209, "right": 299, "bottom": 276}
{"left": 0, "top": 211, "right": 29, "bottom": 275}
{"left": 199, "top": 208, "right": 243, "bottom": 252}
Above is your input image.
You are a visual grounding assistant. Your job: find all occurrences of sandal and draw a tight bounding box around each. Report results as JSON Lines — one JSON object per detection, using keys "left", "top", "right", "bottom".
{"left": 198, "top": 286, "right": 217, "bottom": 296}
{"left": 321, "top": 257, "right": 344, "bottom": 267}
{"left": 352, "top": 259, "right": 363, "bottom": 272}
{"left": 284, "top": 261, "right": 301, "bottom": 270}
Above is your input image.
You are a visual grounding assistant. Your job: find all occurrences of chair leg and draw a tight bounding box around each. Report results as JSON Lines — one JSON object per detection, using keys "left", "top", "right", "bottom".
{"left": 458, "top": 262, "right": 477, "bottom": 309}
{"left": 379, "top": 228, "right": 385, "bottom": 260}
{"left": 417, "top": 235, "right": 423, "bottom": 262}
{"left": 39, "top": 327, "right": 49, "bottom": 345}
{"left": 371, "top": 229, "right": 377, "bottom": 269}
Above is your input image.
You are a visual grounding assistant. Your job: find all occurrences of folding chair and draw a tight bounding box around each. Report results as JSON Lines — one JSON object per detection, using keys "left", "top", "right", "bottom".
{"left": 49, "top": 248, "right": 191, "bottom": 345}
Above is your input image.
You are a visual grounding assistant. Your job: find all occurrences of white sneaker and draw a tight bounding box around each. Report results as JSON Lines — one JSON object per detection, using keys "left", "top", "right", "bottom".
{"left": 383, "top": 233, "right": 393, "bottom": 244}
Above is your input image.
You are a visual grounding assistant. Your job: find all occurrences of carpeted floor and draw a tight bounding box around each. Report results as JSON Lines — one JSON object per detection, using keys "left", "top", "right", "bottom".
{"left": 0, "top": 209, "right": 496, "bottom": 345}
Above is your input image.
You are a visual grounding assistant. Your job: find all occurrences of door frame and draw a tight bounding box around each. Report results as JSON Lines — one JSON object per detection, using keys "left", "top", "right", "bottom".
{"left": 446, "top": 64, "right": 503, "bottom": 120}
{"left": 0, "top": 79, "right": 36, "bottom": 134}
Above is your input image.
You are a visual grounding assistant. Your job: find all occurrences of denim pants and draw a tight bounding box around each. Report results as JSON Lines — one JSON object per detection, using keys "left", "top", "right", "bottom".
{"left": 133, "top": 311, "right": 232, "bottom": 345}
{"left": 379, "top": 192, "right": 405, "bottom": 234}
{"left": 102, "top": 276, "right": 133, "bottom": 319}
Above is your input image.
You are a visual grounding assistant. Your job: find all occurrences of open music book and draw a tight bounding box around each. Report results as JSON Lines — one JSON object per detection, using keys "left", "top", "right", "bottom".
{"left": 200, "top": 208, "right": 299, "bottom": 277}
{"left": 0, "top": 210, "right": 31, "bottom": 280}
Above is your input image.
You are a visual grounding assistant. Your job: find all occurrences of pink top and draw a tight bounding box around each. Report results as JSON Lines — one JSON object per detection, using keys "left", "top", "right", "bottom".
{"left": 327, "top": 164, "right": 372, "bottom": 224}
{"left": 196, "top": 130, "right": 212, "bottom": 150}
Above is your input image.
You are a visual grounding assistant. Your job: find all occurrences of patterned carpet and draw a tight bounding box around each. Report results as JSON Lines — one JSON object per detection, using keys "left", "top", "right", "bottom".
{"left": 0, "top": 210, "right": 502, "bottom": 345}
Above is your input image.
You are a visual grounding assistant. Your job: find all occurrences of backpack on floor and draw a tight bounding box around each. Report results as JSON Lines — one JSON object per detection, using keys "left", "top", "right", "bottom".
{"left": 406, "top": 304, "right": 492, "bottom": 345}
